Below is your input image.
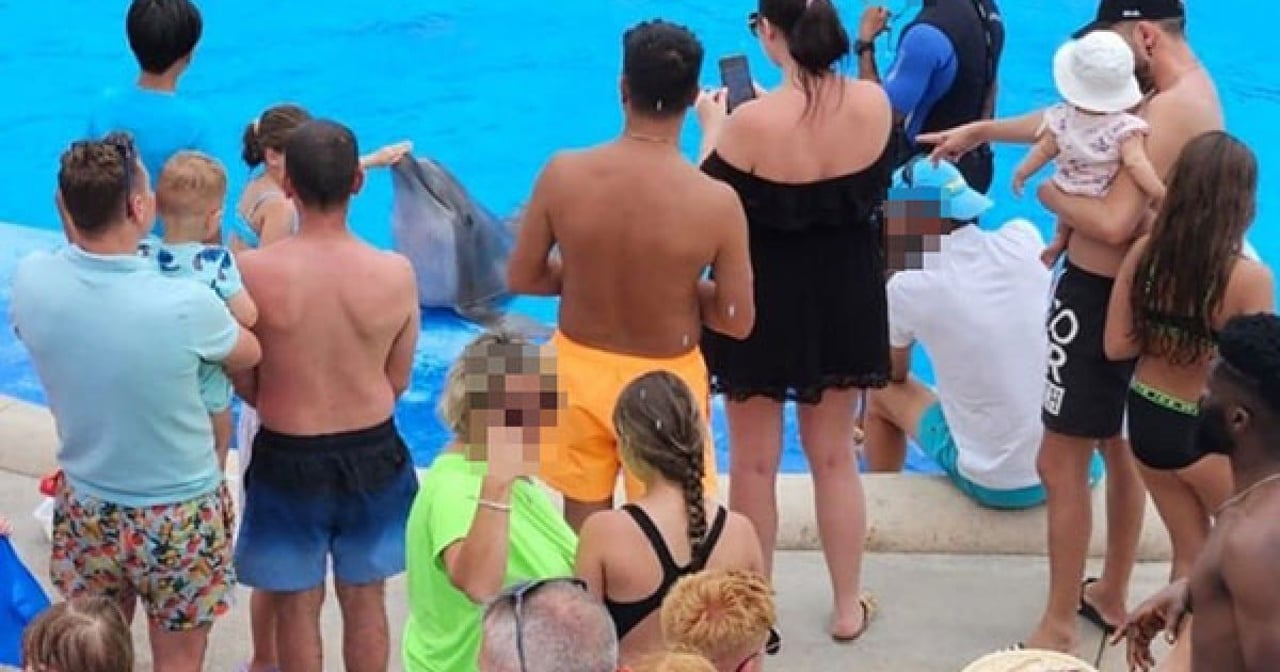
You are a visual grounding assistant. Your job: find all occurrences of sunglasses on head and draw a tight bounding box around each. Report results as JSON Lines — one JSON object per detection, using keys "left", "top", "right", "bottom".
{"left": 489, "top": 577, "right": 589, "bottom": 672}
{"left": 73, "top": 134, "right": 139, "bottom": 203}
{"left": 748, "top": 11, "right": 761, "bottom": 35}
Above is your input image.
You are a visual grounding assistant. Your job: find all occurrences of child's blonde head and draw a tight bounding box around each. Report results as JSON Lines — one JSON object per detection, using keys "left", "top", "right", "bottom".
{"left": 631, "top": 651, "right": 718, "bottom": 672}
{"left": 156, "top": 151, "right": 227, "bottom": 242}
{"left": 22, "top": 596, "right": 134, "bottom": 672}
{"left": 661, "top": 570, "right": 776, "bottom": 670}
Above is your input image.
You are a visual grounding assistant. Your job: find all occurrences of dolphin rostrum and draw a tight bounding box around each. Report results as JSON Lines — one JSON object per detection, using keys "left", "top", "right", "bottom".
{"left": 390, "top": 154, "right": 548, "bottom": 336}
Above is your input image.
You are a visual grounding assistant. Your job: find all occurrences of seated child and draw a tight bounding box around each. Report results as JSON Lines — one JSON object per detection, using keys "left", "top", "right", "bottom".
{"left": 1012, "top": 29, "right": 1167, "bottom": 267}
{"left": 139, "top": 151, "right": 258, "bottom": 471}
{"left": 21, "top": 596, "right": 133, "bottom": 672}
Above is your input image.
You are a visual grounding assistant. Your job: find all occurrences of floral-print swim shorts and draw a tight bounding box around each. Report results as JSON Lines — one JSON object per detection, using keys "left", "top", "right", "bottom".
{"left": 50, "top": 477, "right": 237, "bottom": 632}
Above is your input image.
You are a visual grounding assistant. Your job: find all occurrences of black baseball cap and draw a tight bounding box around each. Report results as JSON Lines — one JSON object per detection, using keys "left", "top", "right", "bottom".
{"left": 1072, "top": 0, "right": 1185, "bottom": 38}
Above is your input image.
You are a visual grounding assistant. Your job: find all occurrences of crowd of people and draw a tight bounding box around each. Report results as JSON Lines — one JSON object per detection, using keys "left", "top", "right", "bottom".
{"left": 4, "top": 0, "right": 1279, "bottom": 670}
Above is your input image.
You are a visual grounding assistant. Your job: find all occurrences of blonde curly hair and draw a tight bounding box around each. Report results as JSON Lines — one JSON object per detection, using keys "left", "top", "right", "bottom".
{"left": 660, "top": 569, "right": 776, "bottom": 667}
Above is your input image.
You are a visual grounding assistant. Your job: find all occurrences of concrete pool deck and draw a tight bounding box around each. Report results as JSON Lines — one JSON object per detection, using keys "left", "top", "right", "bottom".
{"left": 0, "top": 467, "right": 1174, "bottom": 671}
{"left": 0, "top": 394, "right": 1180, "bottom": 670}
{"left": 0, "top": 393, "right": 1171, "bottom": 559}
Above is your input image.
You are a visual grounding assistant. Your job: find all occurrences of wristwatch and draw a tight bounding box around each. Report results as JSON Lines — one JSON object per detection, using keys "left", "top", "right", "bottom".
{"left": 855, "top": 39, "right": 875, "bottom": 56}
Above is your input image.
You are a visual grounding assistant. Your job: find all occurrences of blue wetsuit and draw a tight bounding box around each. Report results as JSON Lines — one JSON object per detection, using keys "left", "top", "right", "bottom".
{"left": 883, "top": 24, "right": 958, "bottom": 140}
{"left": 881, "top": 0, "right": 1003, "bottom": 193}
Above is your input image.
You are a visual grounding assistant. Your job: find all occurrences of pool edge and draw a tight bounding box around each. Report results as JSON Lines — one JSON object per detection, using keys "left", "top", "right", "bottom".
{"left": 0, "top": 393, "right": 1171, "bottom": 560}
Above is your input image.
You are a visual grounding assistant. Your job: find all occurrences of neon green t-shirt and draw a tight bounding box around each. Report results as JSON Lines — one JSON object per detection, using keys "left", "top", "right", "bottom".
{"left": 402, "top": 452, "right": 578, "bottom": 672}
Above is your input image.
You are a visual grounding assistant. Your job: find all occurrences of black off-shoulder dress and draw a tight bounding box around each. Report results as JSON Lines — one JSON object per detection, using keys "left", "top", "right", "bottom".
{"left": 700, "top": 149, "right": 892, "bottom": 404}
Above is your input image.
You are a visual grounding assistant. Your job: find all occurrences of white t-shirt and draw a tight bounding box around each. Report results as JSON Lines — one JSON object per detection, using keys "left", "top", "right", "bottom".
{"left": 887, "top": 219, "right": 1051, "bottom": 490}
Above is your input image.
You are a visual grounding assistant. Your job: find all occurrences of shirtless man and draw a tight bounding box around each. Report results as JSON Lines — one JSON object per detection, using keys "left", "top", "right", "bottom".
{"left": 508, "top": 19, "right": 755, "bottom": 531}
{"left": 231, "top": 120, "right": 421, "bottom": 672}
{"left": 1114, "top": 314, "right": 1280, "bottom": 672}
{"left": 919, "top": 0, "right": 1223, "bottom": 652}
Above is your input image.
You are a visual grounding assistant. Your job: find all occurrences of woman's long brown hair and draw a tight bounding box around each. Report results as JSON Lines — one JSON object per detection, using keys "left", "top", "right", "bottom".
{"left": 1130, "top": 131, "right": 1257, "bottom": 366}
{"left": 614, "top": 371, "right": 709, "bottom": 557}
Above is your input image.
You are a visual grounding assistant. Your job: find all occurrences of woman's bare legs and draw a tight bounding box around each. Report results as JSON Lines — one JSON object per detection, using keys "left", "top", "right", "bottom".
{"left": 726, "top": 397, "right": 786, "bottom": 578}
{"left": 798, "top": 389, "right": 869, "bottom": 639}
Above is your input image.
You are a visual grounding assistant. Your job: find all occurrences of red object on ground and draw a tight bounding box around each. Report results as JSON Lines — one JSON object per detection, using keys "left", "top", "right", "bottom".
{"left": 38, "top": 470, "right": 62, "bottom": 497}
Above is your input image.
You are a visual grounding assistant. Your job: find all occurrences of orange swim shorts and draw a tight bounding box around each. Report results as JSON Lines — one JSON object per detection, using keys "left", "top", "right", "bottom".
{"left": 542, "top": 331, "right": 719, "bottom": 504}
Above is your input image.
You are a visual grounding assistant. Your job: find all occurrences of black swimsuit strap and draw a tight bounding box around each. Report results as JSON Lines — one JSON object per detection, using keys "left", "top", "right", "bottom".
{"left": 691, "top": 506, "right": 729, "bottom": 571}
{"left": 621, "top": 504, "right": 730, "bottom": 572}
{"left": 621, "top": 504, "right": 681, "bottom": 574}
{"left": 605, "top": 505, "right": 732, "bottom": 640}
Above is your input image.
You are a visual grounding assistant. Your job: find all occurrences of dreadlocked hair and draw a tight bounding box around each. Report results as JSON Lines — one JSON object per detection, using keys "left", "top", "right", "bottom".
{"left": 614, "top": 371, "right": 709, "bottom": 557}
{"left": 1130, "top": 131, "right": 1257, "bottom": 366}
{"left": 1218, "top": 313, "right": 1280, "bottom": 415}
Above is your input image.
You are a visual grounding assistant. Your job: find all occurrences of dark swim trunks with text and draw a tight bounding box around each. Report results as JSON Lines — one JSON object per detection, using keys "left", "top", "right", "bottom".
{"left": 1041, "top": 261, "right": 1137, "bottom": 439}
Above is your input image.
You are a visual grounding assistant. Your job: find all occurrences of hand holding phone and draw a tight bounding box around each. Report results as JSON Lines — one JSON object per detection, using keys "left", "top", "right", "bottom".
{"left": 719, "top": 55, "right": 756, "bottom": 114}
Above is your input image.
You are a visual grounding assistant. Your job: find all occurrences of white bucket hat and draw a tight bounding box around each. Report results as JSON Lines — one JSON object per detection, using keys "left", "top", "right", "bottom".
{"left": 1053, "top": 30, "right": 1143, "bottom": 114}
{"left": 961, "top": 649, "right": 1100, "bottom": 672}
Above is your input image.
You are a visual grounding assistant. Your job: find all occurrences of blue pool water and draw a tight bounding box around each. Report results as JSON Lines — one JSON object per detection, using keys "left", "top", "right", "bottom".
{"left": 0, "top": 0, "right": 1274, "bottom": 473}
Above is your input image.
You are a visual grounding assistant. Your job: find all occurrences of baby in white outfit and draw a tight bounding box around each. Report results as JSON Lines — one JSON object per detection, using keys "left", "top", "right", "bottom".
{"left": 1013, "top": 29, "right": 1166, "bottom": 266}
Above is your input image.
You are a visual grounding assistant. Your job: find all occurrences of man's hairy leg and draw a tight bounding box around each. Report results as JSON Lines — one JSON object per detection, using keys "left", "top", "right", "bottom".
{"left": 277, "top": 587, "right": 325, "bottom": 672}
{"left": 337, "top": 581, "right": 390, "bottom": 672}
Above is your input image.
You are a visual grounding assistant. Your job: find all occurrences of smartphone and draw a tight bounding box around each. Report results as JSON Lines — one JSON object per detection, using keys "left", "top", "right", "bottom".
{"left": 719, "top": 55, "right": 756, "bottom": 113}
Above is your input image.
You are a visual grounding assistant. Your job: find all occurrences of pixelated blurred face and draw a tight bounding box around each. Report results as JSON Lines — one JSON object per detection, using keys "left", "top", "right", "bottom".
{"left": 885, "top": 186, "right": 947, "bottom": 273}
{"left": 463, "top": 343, "right": 564, "bottom": 471}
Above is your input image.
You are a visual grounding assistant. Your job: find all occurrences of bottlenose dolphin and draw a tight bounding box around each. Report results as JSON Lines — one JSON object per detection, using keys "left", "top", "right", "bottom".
{"left": 390, "top": 154, "right": 547, "bottom": 336}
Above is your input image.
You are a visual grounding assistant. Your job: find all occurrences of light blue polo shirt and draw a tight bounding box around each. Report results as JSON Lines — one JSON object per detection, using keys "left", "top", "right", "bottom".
{"left": 10, "top": 245, "right": 238, "bottom": 507}
{"left": 86, "top": 86, "right": 215, "bottom": 187}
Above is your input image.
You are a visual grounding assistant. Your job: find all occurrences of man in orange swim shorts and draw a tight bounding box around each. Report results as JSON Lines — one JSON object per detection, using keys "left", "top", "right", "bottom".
{"left": 508, "top": 19, "right": 755, "bottom": 531}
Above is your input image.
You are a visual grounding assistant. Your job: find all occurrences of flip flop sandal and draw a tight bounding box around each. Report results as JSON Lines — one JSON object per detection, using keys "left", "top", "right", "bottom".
{"left": 1077, "top": 577, "right": 1119, "bottom": 635}
{"left": 832, "top": 593, "right": 878, "bottom": 643}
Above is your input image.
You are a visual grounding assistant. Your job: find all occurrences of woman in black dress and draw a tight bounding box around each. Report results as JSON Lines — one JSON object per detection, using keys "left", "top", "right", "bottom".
{"left": 694, "top": 0, "right": 893, "bottom": 642}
